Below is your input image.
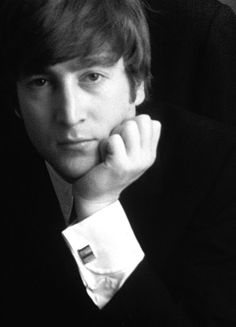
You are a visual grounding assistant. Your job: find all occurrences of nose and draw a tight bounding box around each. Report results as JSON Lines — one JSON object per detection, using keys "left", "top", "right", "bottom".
{"left": 54, "top": 77, "right": 87, "bottom": 126}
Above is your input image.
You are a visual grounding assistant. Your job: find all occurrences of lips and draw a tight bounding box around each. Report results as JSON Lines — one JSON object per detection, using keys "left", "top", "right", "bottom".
{"left": 59, "top": 138, "right": 93, "bottom": 144}
{"left": 58, "top": 138, "right": 97, "bottom": 151}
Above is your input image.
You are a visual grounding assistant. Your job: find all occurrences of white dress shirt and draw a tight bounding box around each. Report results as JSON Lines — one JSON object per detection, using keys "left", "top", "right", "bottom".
{"left": 46, "top": 162, "right": 145, "bottom": 309}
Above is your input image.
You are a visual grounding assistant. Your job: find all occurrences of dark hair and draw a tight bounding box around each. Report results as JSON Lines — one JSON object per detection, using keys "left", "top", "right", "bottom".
{"left": 0, "top": 0, "right": 151, "bottom": 104}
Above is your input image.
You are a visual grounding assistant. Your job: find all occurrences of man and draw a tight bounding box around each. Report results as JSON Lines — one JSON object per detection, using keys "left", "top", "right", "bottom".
{"left": 2, "top": 0, "right": 236, "bottom": 325}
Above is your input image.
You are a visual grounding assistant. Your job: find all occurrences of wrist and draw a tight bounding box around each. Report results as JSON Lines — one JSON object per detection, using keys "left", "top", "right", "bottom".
{"left": 74, "top": 195, "right": 119, "bottom": 221}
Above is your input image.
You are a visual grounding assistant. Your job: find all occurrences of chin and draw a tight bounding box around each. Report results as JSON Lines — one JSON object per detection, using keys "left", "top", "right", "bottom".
{"left": 51, "top": 156, "right": 99, "bottom": 183}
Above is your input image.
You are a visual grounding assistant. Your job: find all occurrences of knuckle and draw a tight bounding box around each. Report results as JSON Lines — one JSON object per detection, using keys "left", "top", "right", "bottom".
{"left": 107, "top": 133, "right": 120, "bottom": 148}
{"left": 123, "top": 119, "right": 137, "bottom": 129}
{"left": 152, "top": 120, "right": 161, "bottom": 133}
{"left": 136, "top": 114, "right": 151, "bottom": 122}
{"left": 143, "top": 151, "right": 157, "bottom": 167}
{"left": 136, "top": 114, "right": 152, "bottom": 127}
{"left": 120, "top": 120, "right": 138, "bottom": 138}
{"left": 151, "top": 123, "right": 161, "bottom": 142}
{"left": 150, "top": 151, "right": 157, "bottom": 164}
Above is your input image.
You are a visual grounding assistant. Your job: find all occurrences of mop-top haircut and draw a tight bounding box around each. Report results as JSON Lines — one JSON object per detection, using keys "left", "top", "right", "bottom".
{"left": 0, "top": 0, "right": 152, "bottom": 102}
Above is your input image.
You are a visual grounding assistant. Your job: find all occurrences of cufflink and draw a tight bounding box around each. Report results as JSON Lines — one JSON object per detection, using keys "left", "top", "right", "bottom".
{"left": 78, "top": 245, "right": 95, "bottom": 264}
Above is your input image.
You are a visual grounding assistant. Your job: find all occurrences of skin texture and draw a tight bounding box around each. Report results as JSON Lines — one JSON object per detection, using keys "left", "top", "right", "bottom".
{"left": 17, "top": 56, "right": 161, "bottom": 218}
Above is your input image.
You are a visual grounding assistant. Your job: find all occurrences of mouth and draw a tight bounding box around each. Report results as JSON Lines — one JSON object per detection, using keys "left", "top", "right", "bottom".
{"left": 58, "top": 138, "right": 97, "bottom": 151}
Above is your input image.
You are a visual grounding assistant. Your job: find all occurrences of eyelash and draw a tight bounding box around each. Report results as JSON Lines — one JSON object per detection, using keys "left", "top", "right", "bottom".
{"left": 79, "top": 72, "right": 104, "bottom": 84}
{"left": 31, "top": 78, "right": 48, "bottom": 87}
{"left": 26, "top": 71, "right": 106, "bottom": 90}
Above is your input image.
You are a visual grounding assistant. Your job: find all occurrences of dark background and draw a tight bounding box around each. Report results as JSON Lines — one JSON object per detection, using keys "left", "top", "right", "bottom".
{"left": 145, "top": 0, "right": 236, "bottom": 127}
{"left": 220, "top": 0, "right": 236, "bottom": 13}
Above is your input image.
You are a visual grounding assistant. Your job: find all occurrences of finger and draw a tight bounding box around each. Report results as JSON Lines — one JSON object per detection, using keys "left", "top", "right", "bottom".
{"left": 135, "top": 114, "right": 153, "bottom": 149}
{"left": 119, "top": 119, "right": 140, "bottom": 156}
{"left": 151, "top": 120, "right": 161, "bottom": 154}
{"left": 101, "top": 134, "right": 127, "bottom": 167}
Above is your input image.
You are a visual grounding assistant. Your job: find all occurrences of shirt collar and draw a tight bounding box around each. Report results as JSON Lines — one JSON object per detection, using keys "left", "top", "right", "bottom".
{"left": 46, "top": 162, "right": 73, "bottom": 225}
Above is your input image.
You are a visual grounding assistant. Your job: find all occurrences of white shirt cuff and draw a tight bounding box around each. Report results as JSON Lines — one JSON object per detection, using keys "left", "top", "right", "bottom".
{"left": 62, "top": 200, "right": 144, "bottom": 308}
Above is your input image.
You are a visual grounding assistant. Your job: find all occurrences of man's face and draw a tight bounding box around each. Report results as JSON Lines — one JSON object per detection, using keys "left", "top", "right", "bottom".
{"left": 17, "top": 57, "right": 145, "bottom": 182}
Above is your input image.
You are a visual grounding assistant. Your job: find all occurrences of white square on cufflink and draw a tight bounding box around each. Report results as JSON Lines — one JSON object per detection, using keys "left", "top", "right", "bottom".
{"left": 78, "top": 245, "right": 96, "bottom": 264}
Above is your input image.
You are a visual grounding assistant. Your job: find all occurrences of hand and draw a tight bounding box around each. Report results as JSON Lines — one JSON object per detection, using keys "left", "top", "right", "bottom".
{"left": 72, "top": 115, "right": 161, "bottom": 219}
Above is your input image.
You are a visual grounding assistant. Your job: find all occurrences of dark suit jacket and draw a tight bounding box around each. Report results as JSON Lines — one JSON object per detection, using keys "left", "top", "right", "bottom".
{"left": 3, "top": 103, "right": 236, "bottom": 326}
{"left": 147, "top": 0, "right": 236, "bottom": 126}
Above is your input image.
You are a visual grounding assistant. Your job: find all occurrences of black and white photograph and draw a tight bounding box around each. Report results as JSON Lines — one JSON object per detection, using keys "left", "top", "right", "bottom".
{"left": 2, "top": 0, "right": 236, "bottom": 325}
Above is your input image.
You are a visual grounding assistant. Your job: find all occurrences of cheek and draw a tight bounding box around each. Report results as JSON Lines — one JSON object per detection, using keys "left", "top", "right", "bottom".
{"left": 18, "top": 96, "right": 49, "bottom": 129}
{"left": 22, "top": 107, "right": 43, "bottom": 135}
{"left": 99, "top": 84, "right": 135, "bottom": 125}
{"left": 19, "top": 103, "right": 50, "bottom": 149}
{"left": 17, "top": 88, "right": 49, "bottom": 123}
{"left": 108, "top": 93, "right": 136, "bottom": 121}
{"left": 98, "top": 104, "right": 136, "bottom": 139}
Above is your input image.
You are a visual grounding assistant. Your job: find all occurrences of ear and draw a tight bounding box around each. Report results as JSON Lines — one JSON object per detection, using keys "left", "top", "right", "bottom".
{"left": 134, "top": 81, "right": 145, "bottom": 106}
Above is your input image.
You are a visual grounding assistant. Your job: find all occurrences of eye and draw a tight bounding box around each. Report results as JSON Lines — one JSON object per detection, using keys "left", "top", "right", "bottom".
{"left": 87, "top": 73, "right": 100, "bottom": 81}
{"left": 31, "top": 78, "right": 48, "bottom": 87}
{"left": 80, "top": 72, "right": 104, "bottom": 84}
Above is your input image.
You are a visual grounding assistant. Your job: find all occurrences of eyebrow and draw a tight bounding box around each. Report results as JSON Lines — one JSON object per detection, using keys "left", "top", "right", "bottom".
{"left": 48, "top": 53, "right": 119, "bottom": 73}
{"left": 81, "top": 53, "right": 118, "bottom": 67}
{"left": 18, "top": 52, "right": 120, "bottom": 79}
